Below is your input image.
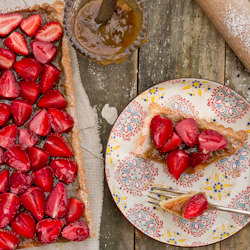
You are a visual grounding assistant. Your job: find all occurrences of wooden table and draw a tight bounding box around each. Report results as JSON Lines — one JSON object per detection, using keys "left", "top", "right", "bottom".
{"left": 77, "top": 0, "right": 250, "bottom": 249}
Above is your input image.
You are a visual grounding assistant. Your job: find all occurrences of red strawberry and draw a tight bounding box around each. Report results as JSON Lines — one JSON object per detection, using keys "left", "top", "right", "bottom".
{"left": 37, "top": 89, "right": 67, "bottom": 109}
{"left": 0, "top": 48, "right": 15, "bottom": 69}
{"left": 9, "top": 171, "right": 33, "bottom": 195}
{"left": 31, "top": 41, "right": 57, "bottom": 64}
{"left": 18, "top": 128, "right": 38, "bottom": 149}
{"left": 36, "top": 219, "right": 64, "bottom": 244}
{"left": 65, "top": 198, "right": 85, "bottom": 225}
{"left": 150, "top": 115, "right": 173, "bottom": 149}
{"left": 197, "top": 129, "right": 228, "bottom": 153}
{"left": 0, "top": 148, "right": 3, "bottom": 165}
{"left": 0, "top": 70, "right": 20, "bottom": 99}
{"left": 0, "top": 230, "right": 19, "bottom": 250}
{"left": 28, "top": 109, "right": 51, "bottom": 136}
{"left": 5, "top": 31, "right": 29, "bottom": 55}
{"left": 20, "top": 14, "right": 42, "bottom": 37}
{"left": 0, "top": 13, "right": 23, "bottom": 37}
{"left": 13, "top": 58, "right": 42, "bottom": 81}
{"left": 51, "top": 159, "right": 77, "bottom": 184}
{"left": 181, "top": 193, "right": 208, "bottom": 219}
{"left": 0, "top": 193, "right": 20, "bottom": 228}
{"left": 21, "top": 186, "right": 45, "bottom": 221}
{"left": 175, "top": 118, "right": 198, "bottom": 147}
{"left": 35, "top": 21, "right": 63, "bottom": 43}
{"left": 11, "top": 211, "right": 35, "bottom": 239}
{"left": 45, "top": 182, "right": 68, "bottom": 219}
{"left": 11, "top": 100, "right": 32, "bottom": 126}
{"left": 28, "top": 147, "right": 49, "bottom": 170}
{"left": 32, "top": 166, "right": 54, "bottom": 192}
{"left": 61, "top": 220, "right": 89, "bottom": 242}
{"left": 0, "top": 169, "right": 9, "bottom": 193}
{"left": 189, "top": 151, "right": 210, "bottom": 168}
{"left": 40, "top": 64, "right": 60, "bottom": 94}
{"left": 48, "top": 109, "right": 74, "bottom": 134}
{"left": 19, "top": 80, "right": 41, "bottom": 104}
{"left": 44, "top": 133, "right": 73, "bottom": 157}
{"left": 0, "top": 124, "right": 17, "bottom": 150}
{"left": 159, "top": 132, "right": 182, "bottom": 153}
{"left": 5, "top": 144, "right": 30, "bottom": 172}
{"left": 167, "top": 150, "right": 190, "bottom": 180}
{"left": 0, "top": 103, "right": 11, "bottom": 126}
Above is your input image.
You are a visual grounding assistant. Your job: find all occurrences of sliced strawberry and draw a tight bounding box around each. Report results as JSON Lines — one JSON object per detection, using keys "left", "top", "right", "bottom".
{"left": 19, "top": 80, "right": 41, "bottom": 104}
{"left": 36, "top": 219, "right": 64, "bottom": 245}
{"left": 35, "top": 21, "right": 63, "bottom": 43}
{"left": 0, "top": 13, "right": 23, "bottom": 37}
{"left": 5, "top": 144, "right": 30, "bottom": 172}
{"left": 197, "top": 129, "right": 228, "bottom": 153}
{"left": 0, "top": 103, "right": 11, "bottom": 126}
{"left": 0, "top": 148, "right": 4, "bottom": 165}
{"left": 40, "top": 64, "right": 60, "bottom": 94}
{"left": 65, "top": 198, "right": 85, "bottom": 225}
{"left": 167, "top": 149, "right": 190, "bottom": 180}
{"left": 20, "top": 14, "right": 42, "bottom": 37}
{"left": 175, "top": 118, "right": 198, "bottom": 147}
{"left": 189, "top": 151, "right": 210, "bottom": 168}
{"left": 0, "top": 124, "right": 17, "bottom": 150}
{"left": 13, "top": 58, "right": 42, "bottom": 81}
{"left": 51, "top": 159, "right": 77, "bottom": 184}
{"left": 0, "top": 48, "right": 15, "bottom": 69}
{"left": 0, "top": 193, "right": 20, "bottom": 228}
{"left": 181, "top": 193, "right": 208, "bottom": 219}
{"left": 31, "top": 41, "right": 57, "bottom": 64}
{"left": 150, "top": 115, "right": 173, "bottom": 149}
{"left": 45, "top": 182, "right": 68, "bottom": 219}
{"left": 9, "top": 171, "right": 33, "bottom": 195}
{"left": 18, "top": 128, "right": 38, "bottom": 149}
{"left": 159, "top": 132, "right": 182, "bottom": 153}
{"left": 0, "top": 169, "right": 9, "bottom": 193}
{"left": 61, "top": 220, "right": 89, "bottom": 242}
{"left": 28, "top": 147, "right": 49, "bottom": 170}
{"left": 11, "top": 100, "right": 32, "bottom": 126}
{"left": 48, "top": 109, "right": 74, "bottom": 134}
{"left": 37, "top": 89, "right": 67, "bottom": 109}
{"left": 11, "top": 211, "right": 35, "bottom": 239}
{"left": 0, "top": 70, "right": 19, "bottom": 99}
{"left": 32, "top": 166, "right": 54, "bottom": 192}
{"left": 0, "top": 230, "right": 19, "bottom": 250}
{"left": 28, "top": 109, "right": 51, "bottom": 136}
{"left": 5, "top": 31, "right": 29, "bottom": 55}
{"left": 21, "top": 186, "right": 45, "bottom": 221}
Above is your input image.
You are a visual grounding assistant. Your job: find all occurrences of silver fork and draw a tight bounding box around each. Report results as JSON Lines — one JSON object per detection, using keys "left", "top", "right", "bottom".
{"left": 148, "top": 186, "right": 250, "bottom": 216}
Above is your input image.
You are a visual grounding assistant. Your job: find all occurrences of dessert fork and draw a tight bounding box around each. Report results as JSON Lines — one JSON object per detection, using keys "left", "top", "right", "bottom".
{"left": 148, "top": 186, "right": 250, "bottom": 216}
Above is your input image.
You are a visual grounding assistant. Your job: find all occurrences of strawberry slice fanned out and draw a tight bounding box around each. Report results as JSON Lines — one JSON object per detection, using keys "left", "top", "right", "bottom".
{"left": 35, "top": 21, "right": 63, "bottom": 43}
{"left": 0, "top": 103, "right": 11, "bottom": 126}
{"left": 0, "top": 148, "right": 3, "bottom": 165}
{"left": 189, "top": 151, "right": 210, "bottom": 168}
{"left": 18, "top": 128, "right": 38, "bottom": 149}
{"left": 28, "top": 147, "right": 49, "bottom": 170}
{"left": 159, "top": 132, "right": 182, "bottom": 153}
{"left": 0, "top": 169, "right": 9, "bottom": 193}
{"left": 32, "top": 166, "right": 54, "bottom": 192}
{"left": 0, "top": 13, "right": 23, "bottom": 37}
{"left": 0, "top": 124, "right": 17, "bottom": 150}
{"left": 11, "top": 100, "right": 32, "bottom": 126}
{"left": 0, "top": 230, "right": 19, "bottom": 250}
{"left": 20, "top": 14, "right": 42, "bottom": 37}
{"left": 0, "top": 48, "right": 15, "bottom": 69}
{"left": 5, "top": 31, "right": 29, "bottom": 55}
{"left": 65, "top": 198, "right": 85, "bottom": 225}
{"left": 19, "top": 80, "right": 41, "bottom": 104}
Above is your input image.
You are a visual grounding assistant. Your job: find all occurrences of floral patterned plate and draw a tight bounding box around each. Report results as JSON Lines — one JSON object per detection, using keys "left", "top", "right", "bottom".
{"left": 105, "top": 79, "right": 250, "bottom": 247}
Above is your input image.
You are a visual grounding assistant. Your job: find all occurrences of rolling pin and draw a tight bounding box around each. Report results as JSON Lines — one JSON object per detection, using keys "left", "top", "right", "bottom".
{"left": 195, "top": 0, "right": 250, "bottom": 72}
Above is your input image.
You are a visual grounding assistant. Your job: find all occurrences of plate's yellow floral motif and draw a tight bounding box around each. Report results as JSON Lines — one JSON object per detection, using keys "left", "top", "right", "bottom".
{"left": 141, "top": 86, "right": 165, "bottom": 102}
{"left": 181, "top": 80, "right": 211, "bottom": 97}
{"left": 211, "top": 224, "right": 237, "bottom": 240}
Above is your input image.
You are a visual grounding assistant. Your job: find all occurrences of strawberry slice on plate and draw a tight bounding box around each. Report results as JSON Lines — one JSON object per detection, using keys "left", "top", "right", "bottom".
{"left": 35, "top": 21, "right": 63, "bottom": 43}
{"left": 0, "top": 13, "right": 23, "bottom": 37}
{"left": 0, "top": 230, "right": 19, "bottom": 250}
{"left": 28, "top": 147, "right": 49, "bottom": 170}
{"left": 0, "top": 169, "right": 9, "bottom": 193}
{"left": 5, "top": 31, "right": 29, "bottom": 55}
{"left": 0, "top": 124, "right": 17, "bottom": 150}
{"left": 189, "top": 151, "right": 210, "bottom": 168}
{"left": 0, "top": 48, "right": 15, "bottom": 69}
{"left": 32, "top": 166, "right": 54, "bottom": 192}
{"left": 11, "top": 211, "right": 36, "bottom": 239}
{"left": 19, "top": 80, "right": 41, "bottom": 104}
{"left": 21, "top": 186, "right": 45, "bottom": 221}
{"left": 11, "top": 100, "right": 32, "bottom": 126}
{"left": 14, "top": 58, "right": 42, "bottom": 81}
{"left": 45, "top": 182, "right": 68, "bottom": 219}
{"left": 38, "top": 89, "right": 67, "bottom": 109}
{"left": 18, "top": 128, "right": 38, "bottom": 149}
{"left": 0, "top": 103, "right": 11, "bottom": 126}
{"left": 159, "top": 132, "right": 182, "bottom": 153}
{"left": 0, "top": 70, "right": 20, "bottom": 99}
{"left": 5, "top": 144, "right": 30, "bottom": 172}
{"left": 0, "top": 148, "right": 4, "bottom": 165}
{"left": 20, "top": 14, "right": 42, "bottom": 37}
{"left": 65, "top": 198, "right": 85, "bottom": 225}
{"left": 31, "top": 41, "right": 57, "bottom": 64}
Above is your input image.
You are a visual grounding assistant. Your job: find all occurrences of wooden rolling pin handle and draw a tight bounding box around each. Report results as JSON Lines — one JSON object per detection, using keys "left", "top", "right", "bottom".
{"left": 195, "top": 0, "right": 250, "bottom": 72}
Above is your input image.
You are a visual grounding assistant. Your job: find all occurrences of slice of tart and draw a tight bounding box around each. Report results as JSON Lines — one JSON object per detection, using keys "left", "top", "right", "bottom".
{"left": 135, "top": 102, "right": 248, "bottom": 178}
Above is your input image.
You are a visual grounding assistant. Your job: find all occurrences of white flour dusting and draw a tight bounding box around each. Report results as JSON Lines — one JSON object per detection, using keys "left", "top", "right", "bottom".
{"left": 101, "top": 104, "right": 118, "bottom": 125}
